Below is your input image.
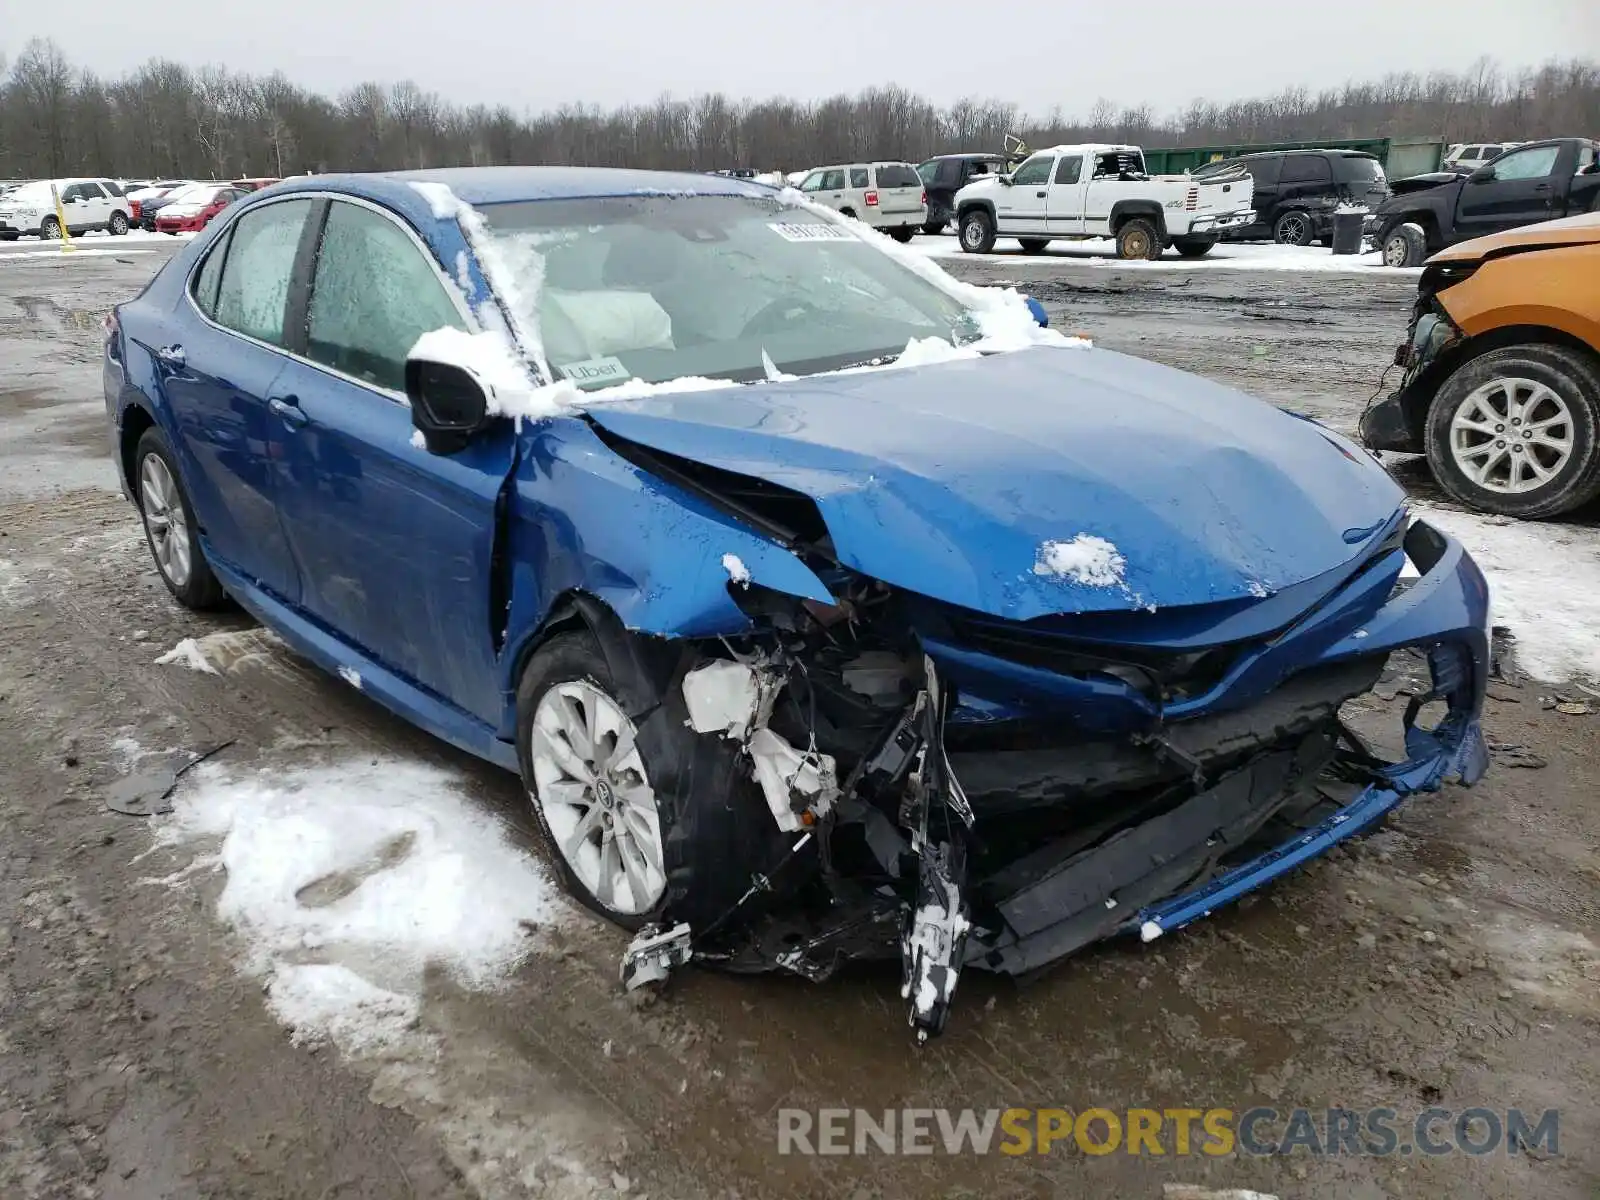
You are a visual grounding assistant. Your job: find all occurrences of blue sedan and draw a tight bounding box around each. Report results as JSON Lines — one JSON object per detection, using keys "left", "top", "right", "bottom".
{"left": 103, "top": 167, "right": 1490, "bottom": 1042}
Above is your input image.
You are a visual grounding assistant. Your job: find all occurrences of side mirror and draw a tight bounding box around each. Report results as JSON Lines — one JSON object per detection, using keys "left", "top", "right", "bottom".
{"left": 404, "top": 357, "right": 491, "bottom": 454}
{"left": 1024, "top": 296, "right": 1049, "bottom": 328}
{"left": 1468, "top": 166, "right": 1494, "bottom": 183}
{"left": 998, "top": 174, "right": 1014, "bottom": 187}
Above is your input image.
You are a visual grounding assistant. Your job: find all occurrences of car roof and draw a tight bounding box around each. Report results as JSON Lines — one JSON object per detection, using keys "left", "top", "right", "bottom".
{"left": 272, "top": 166, "right": 774, "bottom": 208}
{"left": 926, "top": 153, "right": 1005, "bottom": 161}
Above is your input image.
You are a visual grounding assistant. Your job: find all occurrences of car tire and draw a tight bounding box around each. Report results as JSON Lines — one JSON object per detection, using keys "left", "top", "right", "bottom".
{"left": 39, "top": 216, "right": 61, "bottom": 240}
{"left": 1381, "top": 223, "right": 1427, "bottom": 268}
{"left": 923, "top": 218, "right": 947, "bottom": 235}
{"left": 1423, "top": 344, "right": 1600, "bottom": 519}
{"left": 133, "top": 426, "right": 227, "bottom": 609}
{"left": 1173, "top": 236, "right": 1218, "bottom": 258}
{"left": 1273, "top": 210, "right": 1314, "bottom": 246}
{"left": 0, "top": 233, "right": 17, "bottom": 241}
{"left": 839, "top": 207, "right": 856, "bottom": 219}
{"left": 515, "top": 629, "right": 789, "bottom": 933}
{"left": 959, "top": 209, "right": 996, "bottom": 254}
{"left": 1018, "top": 238, "right": 1049, "bottom": 254}
{"left": 889, "top": 227, "right": 914, "bottom": 243}
{"left": 108, "top": 211, "right": 130, "bottom": 236}
{"left": 1115, "top": 218, "right": 1161, "bottom": 260}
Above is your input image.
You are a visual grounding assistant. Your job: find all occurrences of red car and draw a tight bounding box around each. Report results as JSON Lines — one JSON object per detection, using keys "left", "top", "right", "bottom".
{"left": 230, "top": 177, "right": 281, "bottom": 193}
{"left": 154, "top": 185, "right": 244, "bottom": 234}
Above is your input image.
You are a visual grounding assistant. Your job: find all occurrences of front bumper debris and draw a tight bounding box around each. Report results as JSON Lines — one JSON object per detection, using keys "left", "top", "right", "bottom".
{"left": 619, "top": 520, "right": 1488, "bottom": 1045}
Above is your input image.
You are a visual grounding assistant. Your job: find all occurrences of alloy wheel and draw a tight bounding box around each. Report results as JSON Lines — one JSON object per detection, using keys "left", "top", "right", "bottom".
{"left": 529, "top": 679, "right": 665, "bottom": 915}
{"left": 1449, "top": 376, "right": 1574, "bottom": 494}
{"left": 139, "top": 453, "right": 192, "bottom": 587}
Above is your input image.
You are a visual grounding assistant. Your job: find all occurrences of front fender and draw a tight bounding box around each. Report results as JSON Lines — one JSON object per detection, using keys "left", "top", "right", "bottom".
{"left": 496, "top": 418, "right": 834, "bottom": 722}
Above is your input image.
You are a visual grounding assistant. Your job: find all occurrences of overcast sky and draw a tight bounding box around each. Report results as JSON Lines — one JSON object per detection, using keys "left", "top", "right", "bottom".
{"left": 10, "top": 0, "right": 1598, "bottom": 117}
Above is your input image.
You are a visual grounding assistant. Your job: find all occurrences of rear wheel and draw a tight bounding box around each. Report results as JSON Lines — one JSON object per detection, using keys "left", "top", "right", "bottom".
{"left": 1115, "top": 218, "right": 1161, "bottom": 260}
{"left": 959, "top": 208, "right": 996, "bottom": 254}
{"left": 1424, "top": 344, "right": 1600, "bottom": 518}
{"left": 1018, "top": 238, "right": 1049, "bottom": 254}
{"left": 108, "top": 211, "right": 130, "bottom": 235}
{"left": 516, "top": 630, "right": 789, "bottom": 932}
{"left": 134, "top": 427, "right": 227, "bottom": 609}
{"left": 1173, "top": 235, "right": 1218, "bottom": 258}
{"left": 889, "top": 227, "right": 914, "bottom": 243}
{"left": 1273, "top": 210, "right": 1314, "bottom": 246}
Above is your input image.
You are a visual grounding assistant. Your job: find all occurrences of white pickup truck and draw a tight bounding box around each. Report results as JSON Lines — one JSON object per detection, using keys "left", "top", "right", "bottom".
{"left": 953, "top": 144, "right": 1255, "bottom": 260}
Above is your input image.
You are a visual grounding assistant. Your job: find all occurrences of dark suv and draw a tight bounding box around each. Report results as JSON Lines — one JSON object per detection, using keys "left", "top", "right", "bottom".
{"left": 917, "top": 153, "right": 1008, "bottom": 234}
{"left": 1194, "top": 150, "right": 1390, "bottom": 245}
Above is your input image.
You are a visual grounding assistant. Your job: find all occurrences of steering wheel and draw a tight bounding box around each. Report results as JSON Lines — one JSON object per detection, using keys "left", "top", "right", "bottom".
{"left": 740, "top": 298, "right": 821, "bottom": 339}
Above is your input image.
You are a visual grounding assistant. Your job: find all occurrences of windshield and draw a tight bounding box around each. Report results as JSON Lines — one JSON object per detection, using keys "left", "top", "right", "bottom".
{"left": 475, "top": 195, "right": 978, "bottom": 387}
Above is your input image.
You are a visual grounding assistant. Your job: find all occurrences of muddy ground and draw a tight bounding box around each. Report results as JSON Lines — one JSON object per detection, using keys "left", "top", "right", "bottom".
{"left": 1, "top": 240, "right": 1596, "bottom": 1200}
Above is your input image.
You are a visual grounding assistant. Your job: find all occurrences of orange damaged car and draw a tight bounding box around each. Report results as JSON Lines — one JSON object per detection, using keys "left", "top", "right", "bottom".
{"left": 1361, "top": 211, "right": 1600, "bottom": 518}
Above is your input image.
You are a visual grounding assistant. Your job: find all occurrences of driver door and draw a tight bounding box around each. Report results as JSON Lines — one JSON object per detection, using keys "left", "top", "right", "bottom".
{"left": 267, "top": 197, "right": 517, "bottom": 722}
{"left": 1455, "top": 144, "right": 1561, "bottom": 239}
{"left": 997, "top": 154, "right": 1054, "bottom": 235}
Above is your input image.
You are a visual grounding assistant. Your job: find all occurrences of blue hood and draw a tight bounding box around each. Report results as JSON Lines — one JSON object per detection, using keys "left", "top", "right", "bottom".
{"left": 585, "top": 347, "right": 1404, "bottom": 620}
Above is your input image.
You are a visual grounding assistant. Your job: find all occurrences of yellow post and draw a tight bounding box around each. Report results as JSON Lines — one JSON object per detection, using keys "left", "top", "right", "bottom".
{"left": 49, "top": 183, "right": 75, "bottom": 252}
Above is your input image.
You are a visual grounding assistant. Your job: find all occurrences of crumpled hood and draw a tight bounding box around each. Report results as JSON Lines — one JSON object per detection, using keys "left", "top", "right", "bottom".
{"left": 585, "top": 347, "right": 1404, "bottom": 619}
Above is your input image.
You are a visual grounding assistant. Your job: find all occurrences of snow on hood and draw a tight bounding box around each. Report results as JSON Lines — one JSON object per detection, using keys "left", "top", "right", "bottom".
{"left": 404, "top": 179, "right": 1086, "bottom": 425}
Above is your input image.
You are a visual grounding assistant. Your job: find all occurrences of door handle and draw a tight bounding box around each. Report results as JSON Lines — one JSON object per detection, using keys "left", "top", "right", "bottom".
{"left": 155, "top": 344, "right": 185, "bottom": 368}
{"left": 1533, "top": 183, "right": 1552, "bottom": 192}
{"left": 268, "top": 395, "right": 308, "bottom": 427}
{"left": 1036, "top": 190, "right": 1048, "bottom": 197}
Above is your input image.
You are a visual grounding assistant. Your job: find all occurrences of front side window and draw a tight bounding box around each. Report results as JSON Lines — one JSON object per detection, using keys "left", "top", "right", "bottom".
{"left": 80, "top": 182, "right": 107, "bottom": 199}
{"left": 212, "top": 199, "right": 313, "bottom": 346}
{"left": 1491, "top": 145, "right": 1560, "bottom": 180}
{"left": 477, "top": 195, "right": 976, "bottom": 388}
{"left": 820, "top": 169, "right": 846, "bottom": 190}
{"left": 917, "top": 160, "right": 939, "bottom": 184}
{"left": 306, "top": 201, "right": 467, "bottom": 392}
{"left": 1011, "top": 155, "right": 1054, "bottom": 186}
{"left": 798, "top": 171, "right": 824, "bottom": 192}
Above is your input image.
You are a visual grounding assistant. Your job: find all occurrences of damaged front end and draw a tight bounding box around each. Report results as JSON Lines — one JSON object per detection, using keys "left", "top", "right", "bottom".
{"left": 622, "top": 510, "right": 1491, "bottom": 1045}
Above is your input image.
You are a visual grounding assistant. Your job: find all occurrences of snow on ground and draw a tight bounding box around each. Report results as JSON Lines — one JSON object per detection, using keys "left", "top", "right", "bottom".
{"left": 1413, "top": 503, "right": 1600, "bottom": 684}
{"left": 0, "top": 246, "right": 159, "bottom": 258}
{"left": 909, "top": 234, "right": 1420, "bottom": 275}
{"left": 146, "top": 757, "right": 567, "bottom": 1053}
{"left": 153, "top": 628, "right": 287, "bottom": 674}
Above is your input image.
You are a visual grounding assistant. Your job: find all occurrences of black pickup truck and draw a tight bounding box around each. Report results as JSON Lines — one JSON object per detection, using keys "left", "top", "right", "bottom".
{"left": 1373, "top": 137, "right": 1600, "bottom": 266}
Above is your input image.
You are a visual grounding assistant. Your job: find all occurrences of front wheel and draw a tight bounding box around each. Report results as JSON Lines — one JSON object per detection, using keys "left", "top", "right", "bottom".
{"left": 108, "top": 211, "right": 130, "bottom": 235}
{"left": 515, "top": 629, "right": 788, "bottom": 932}
{"left": 1381, "top": 223, "right": 1427, "bottom": 268}
{"left": 958, "top": 209, "right": 996, "bottom": 254}
{"left": 39, "top": 216, "right": 61, "bottom": 240}
{"left": 1424, "top": 344, "right": 1600, "bottom": 518}
{"left": 134, "top": 427, "right": 227, "bottom": 609}
{"left": 1173, "top": 236, "right": 1218, "bottom": 258}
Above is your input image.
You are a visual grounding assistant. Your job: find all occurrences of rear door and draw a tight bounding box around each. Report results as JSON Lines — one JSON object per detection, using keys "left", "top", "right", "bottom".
{"left": 267, "top": 196, "right": 514, "bottom": 720}
{"left": 1045, "top": 152, "right": 1087, "bottom": 235}
{"left": 1278, "top": 154, "right": 1333, "bottom": 211}
{"left": 155, "top": 197, "right": 316, "bottom": 601}
{"left": 1455, "top": 143, "right": 1562, "bottom": 237}
{"left": 997, "top": 153, "right": 1053, "bottom": 234}
{"left": 872, "top": 163, "right": 924, "bottom": 222}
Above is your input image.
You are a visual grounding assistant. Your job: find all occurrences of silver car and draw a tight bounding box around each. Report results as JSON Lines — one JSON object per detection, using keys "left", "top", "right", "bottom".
{"left": 796, "top": 161, "right": 927, "bottom": 241}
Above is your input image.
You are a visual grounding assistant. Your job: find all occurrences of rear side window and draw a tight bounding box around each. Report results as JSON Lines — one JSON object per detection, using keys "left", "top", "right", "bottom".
{"left": 874, "top": 164, "right": 920, "bottom": 188}
{"left": 849, "top": 167, "right": 869, "bottom": 188}
{"left": 1279, "top": 155, "right": 1333, "bottom": 184}
{"left": 1334, "top": 156, "right": 1383, "bottom": 182}
{"left": 212, "top": 198, "right": 313, "bottom": 346}
{"left": 1054, "top": 156, "right": 1082, "bottom": 185}
{"left": 305, "top": 201, "right": 466, "bottom": 393}
{"left": 1481, "top": 146, "right": 1503, "bottom": 159}
{"left": 101, "top": 181, "right": 124, "bottom": 196}
{"left": 190, "top": 226, "right": 233, "bottom": 318}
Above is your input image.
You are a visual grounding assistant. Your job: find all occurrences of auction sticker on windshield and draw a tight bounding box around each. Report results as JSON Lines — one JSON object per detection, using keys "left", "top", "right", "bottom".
{"left": 769, "top": 223, "right": 856, "bottom": 242}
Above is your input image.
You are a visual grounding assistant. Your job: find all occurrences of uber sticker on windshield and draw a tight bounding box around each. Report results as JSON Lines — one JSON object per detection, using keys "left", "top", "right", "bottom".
{"left": 769, "top": 222, "right": 855, "bottom": 243}
{"left": 559, "top": 356, "right": 633, "bottom": 389}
